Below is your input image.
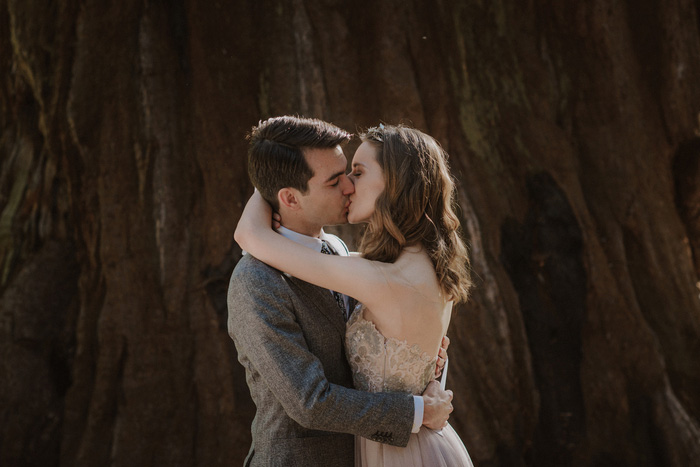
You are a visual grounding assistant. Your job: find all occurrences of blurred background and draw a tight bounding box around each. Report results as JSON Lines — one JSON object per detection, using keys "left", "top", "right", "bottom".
{"left": 1, "top": 1, "right": 699, "bottom": 466}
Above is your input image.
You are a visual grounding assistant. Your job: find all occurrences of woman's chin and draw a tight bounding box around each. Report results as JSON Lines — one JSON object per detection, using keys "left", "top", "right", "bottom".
{"left": 347, "top": 215, "right": 369, "bottom": 225}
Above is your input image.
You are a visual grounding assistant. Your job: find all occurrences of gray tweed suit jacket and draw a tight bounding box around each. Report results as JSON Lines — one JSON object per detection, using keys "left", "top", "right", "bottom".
{"left": 228, "top": 251, "right": 414, "bottom": 467}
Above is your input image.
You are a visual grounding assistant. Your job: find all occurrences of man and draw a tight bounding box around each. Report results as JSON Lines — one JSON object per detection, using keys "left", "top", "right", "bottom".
{"left": 228, "top": 116, "right": 453, "bottom": 466}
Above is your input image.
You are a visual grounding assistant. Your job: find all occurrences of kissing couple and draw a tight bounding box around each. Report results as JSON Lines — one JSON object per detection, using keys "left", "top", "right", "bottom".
{"left": 229, "top": 115, "right": 474, "bottom": 466}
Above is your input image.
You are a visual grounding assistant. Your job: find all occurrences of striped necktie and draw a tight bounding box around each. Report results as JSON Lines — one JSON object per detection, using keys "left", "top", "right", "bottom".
{"left": 320, "top": 240, "right": 348, "bottom": 319}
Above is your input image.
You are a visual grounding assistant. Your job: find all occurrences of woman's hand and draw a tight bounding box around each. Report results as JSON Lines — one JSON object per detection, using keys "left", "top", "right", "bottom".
{"left": 272, "top": 211, "right": 282, "bottom": 230}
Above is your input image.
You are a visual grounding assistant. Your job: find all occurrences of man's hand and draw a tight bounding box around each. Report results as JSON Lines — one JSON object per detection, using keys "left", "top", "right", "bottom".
{"left": 421, "top": 380, "right": 453, "bottom": 430}
{"left": 435, "top": 335, "right": 450, "bottom": 378}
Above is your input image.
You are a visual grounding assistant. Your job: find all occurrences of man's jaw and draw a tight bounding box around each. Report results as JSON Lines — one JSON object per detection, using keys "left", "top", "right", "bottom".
{"left": 323, "top": 205, "right": 351, "bottom": 228}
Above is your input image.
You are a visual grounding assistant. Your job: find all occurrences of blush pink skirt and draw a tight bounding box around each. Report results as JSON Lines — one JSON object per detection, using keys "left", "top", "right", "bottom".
{"left": 356, "top": 424, "right": 474, "bottom": 467}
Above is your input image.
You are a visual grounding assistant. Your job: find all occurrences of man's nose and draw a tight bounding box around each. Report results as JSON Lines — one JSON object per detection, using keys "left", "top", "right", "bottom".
{"left": 341, "top": 174, "right": 355, "bottom": 195}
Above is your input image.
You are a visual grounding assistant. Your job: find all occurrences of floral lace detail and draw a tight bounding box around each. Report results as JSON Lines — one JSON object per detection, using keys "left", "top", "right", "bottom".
{"left": 345, "top": 307, "right": 437, "bottom": 395}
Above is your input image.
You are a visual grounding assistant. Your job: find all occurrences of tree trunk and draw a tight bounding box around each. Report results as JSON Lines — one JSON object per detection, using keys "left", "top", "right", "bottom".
{"left": 1, "top": 1, "right": 699, "bottom": 466}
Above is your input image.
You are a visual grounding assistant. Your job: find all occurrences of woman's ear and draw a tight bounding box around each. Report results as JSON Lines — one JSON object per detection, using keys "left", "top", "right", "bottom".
{"left": 277, "top": 188, "right": 300, "bottom": 210}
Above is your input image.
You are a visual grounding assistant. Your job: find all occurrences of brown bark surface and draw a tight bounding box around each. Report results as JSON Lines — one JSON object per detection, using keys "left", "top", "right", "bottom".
{"left": 1, "top": 1, "right": 699, "bottom": 466}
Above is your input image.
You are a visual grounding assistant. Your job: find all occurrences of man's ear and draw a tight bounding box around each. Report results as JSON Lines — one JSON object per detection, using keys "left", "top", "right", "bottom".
{"left": 277, "top": 188, "right": 301, "bottom": 210}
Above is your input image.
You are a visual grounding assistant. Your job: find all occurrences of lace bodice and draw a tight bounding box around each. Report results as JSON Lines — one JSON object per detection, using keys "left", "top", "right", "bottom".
{"left": 345, "top": 307, "right": 437, "bottom": 395}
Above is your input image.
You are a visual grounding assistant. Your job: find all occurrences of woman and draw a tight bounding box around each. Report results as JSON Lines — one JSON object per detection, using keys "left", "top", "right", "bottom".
{"left": 235, "top": 124, "right": 474, "bottom": 466}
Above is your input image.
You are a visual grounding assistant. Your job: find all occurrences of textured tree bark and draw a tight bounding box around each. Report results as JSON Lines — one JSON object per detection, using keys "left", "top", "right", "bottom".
{"left": 1, "top": 1, "right": 699, "bottom": 466}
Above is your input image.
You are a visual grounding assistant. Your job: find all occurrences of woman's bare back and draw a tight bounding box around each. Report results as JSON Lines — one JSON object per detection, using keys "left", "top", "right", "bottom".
{"left": 361, "top": 247, "right": 453, "bottom": 359}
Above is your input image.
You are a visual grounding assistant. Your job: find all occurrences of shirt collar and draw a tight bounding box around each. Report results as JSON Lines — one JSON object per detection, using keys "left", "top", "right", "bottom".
{"left": 277, "top": 225, "right": 326, "bottom": 253}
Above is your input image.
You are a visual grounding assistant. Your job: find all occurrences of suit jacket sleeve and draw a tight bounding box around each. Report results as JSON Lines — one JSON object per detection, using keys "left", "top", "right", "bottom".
{"left": 228, "top": 263, "right": 414, "bottom": 447}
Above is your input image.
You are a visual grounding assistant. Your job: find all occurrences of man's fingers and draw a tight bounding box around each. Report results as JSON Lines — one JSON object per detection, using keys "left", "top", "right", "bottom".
{"left": 446, "top": 390, "right": 454, "bottom": 401}
{"left": 441, "top": 335, "right": 450, "bottom": 350}
{"left": 437, "top": 347, "right": 447, "bottom": 360}
{"left": 436, "top": 336, "right": 449, "bottom": 378}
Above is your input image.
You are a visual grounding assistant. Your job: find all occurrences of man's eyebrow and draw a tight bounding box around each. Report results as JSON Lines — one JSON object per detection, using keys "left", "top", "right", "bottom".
{"left": 325, "top": 170, "right": 346, "bottom": 183}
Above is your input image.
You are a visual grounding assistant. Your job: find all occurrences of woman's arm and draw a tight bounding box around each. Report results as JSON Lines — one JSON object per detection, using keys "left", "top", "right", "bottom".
{"left": 234, "top": 191, "right": 393, "bottom": 305}
{"left": 273, "top": 211, "right": 361, "bottom": 257}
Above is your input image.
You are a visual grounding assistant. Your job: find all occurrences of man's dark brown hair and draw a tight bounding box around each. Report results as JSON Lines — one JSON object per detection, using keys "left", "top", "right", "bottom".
{"left": 247, "top": 116, "right": 351, "bottom": 209}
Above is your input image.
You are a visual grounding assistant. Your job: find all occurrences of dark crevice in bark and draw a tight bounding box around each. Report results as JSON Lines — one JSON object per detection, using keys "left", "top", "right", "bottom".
{"left": 672, "top": 136, "right": 700, "bottom": 278}
{"left": 0, "top": 239, "right": 79, "bottom": 466}
{"left": 501, "top": 172, "right": 586, "bottom": 467}
{"left": 167, "top": 0, "right": 191, "bottom": 76}
{"left": 625, "top": 1, "right": 663, "bottom": 106}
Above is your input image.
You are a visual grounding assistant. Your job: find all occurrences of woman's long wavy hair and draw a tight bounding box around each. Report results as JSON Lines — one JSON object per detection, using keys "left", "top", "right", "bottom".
{"left": 358, "top": 125, "right": 472, "bottom": 303}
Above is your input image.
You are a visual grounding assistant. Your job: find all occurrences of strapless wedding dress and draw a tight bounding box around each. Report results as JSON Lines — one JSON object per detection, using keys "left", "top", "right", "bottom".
{"left": 346, "top": 307, "right": 474, "bottom": 467}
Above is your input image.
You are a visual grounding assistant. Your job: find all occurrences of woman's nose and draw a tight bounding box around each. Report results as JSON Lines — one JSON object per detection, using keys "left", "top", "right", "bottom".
{"left": 342, "top": 174, "right": 355, "bottom": 194}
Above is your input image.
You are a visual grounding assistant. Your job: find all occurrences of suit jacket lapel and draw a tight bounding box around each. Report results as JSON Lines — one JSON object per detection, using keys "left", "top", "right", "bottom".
{"left": 287, "top": 277, "right": 347, "bottom": 337}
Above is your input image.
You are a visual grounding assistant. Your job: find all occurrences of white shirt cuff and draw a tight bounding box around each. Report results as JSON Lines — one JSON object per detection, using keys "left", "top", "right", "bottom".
{"left": 412, "top": 395, "right": 424, "bottom": 433}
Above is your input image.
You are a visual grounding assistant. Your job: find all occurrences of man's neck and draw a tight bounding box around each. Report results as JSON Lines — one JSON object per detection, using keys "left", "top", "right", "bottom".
{"left": 279, "top": 219, "right": 323, "bottom": 238}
